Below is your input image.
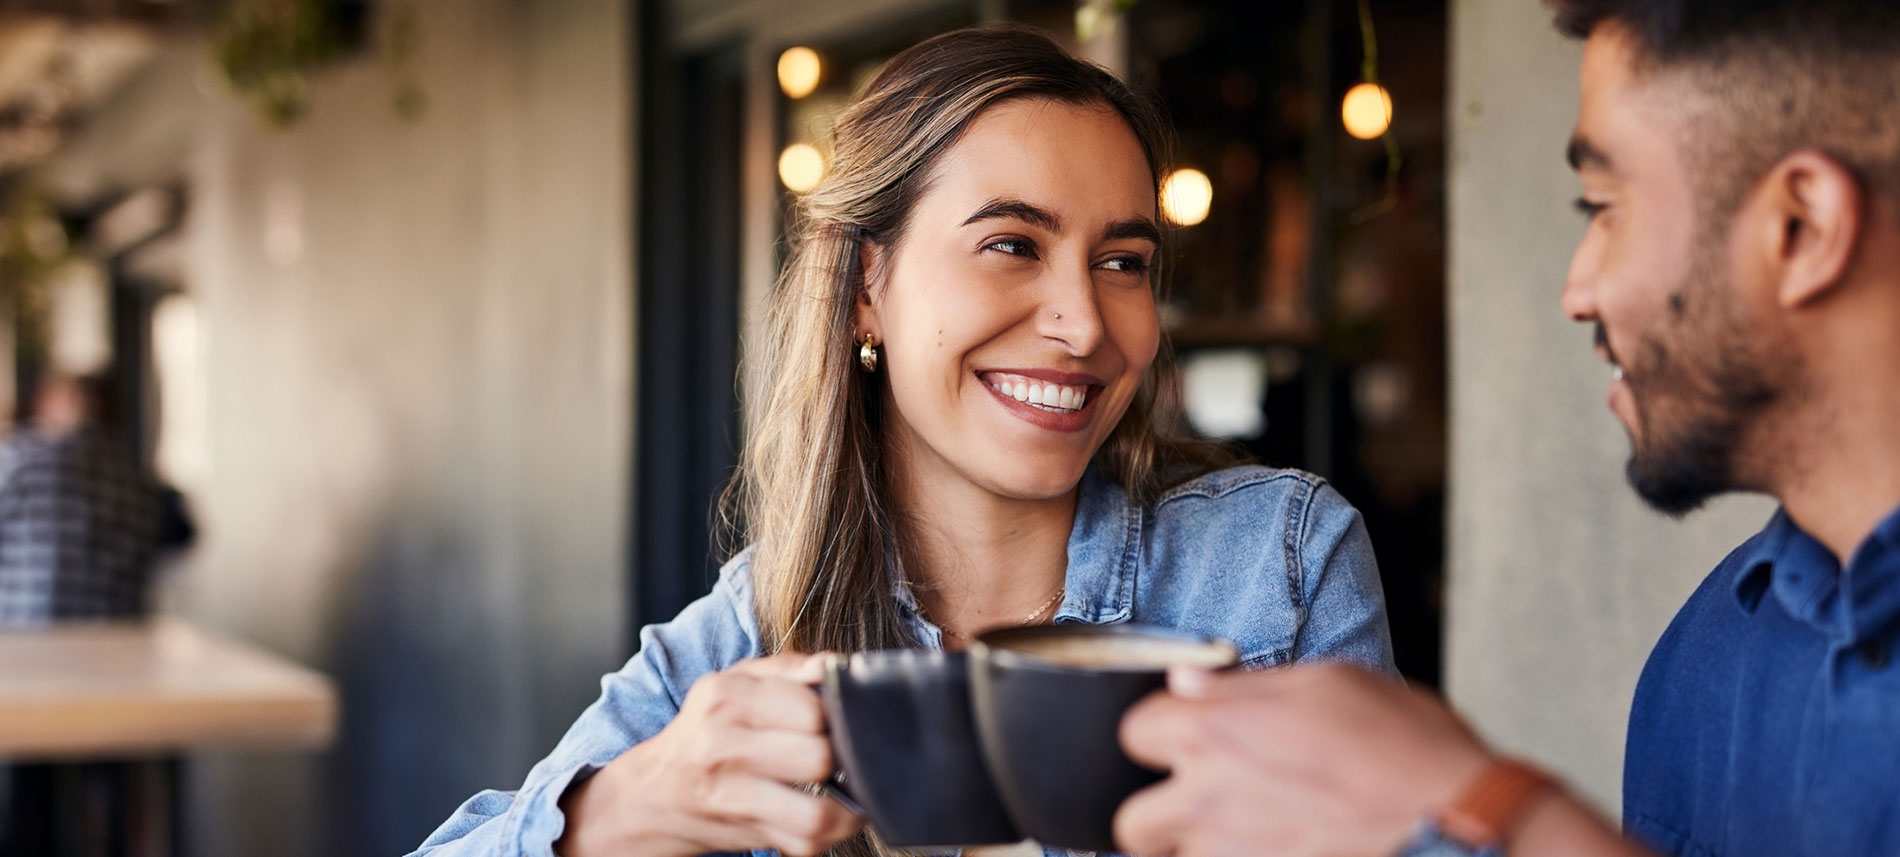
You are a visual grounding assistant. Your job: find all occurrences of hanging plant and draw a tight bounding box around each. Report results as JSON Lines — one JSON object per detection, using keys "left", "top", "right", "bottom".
{"left": 0, "top": 187, "right": 76, "bottom": 363}
{"left": 212, "top": 0, "right": 424, "bottom": 128}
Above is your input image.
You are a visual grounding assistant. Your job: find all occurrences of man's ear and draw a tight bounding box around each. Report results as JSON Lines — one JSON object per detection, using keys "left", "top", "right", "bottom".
{"left": 1748, "top": 149, "right": 1863, "bottom": 309}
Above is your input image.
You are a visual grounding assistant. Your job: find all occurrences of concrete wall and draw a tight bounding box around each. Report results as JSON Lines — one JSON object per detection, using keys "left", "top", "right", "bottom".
{"left": 43, "top": 1, "right": 634, "bottom": 854}
{"left": 1444, "top": 0, "right": 1773, "bottom": 812}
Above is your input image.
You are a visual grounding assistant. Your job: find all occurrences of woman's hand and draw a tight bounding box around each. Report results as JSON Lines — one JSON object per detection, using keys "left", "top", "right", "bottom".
{"left": 556, "top": 653, "right": 863, "bottom": 857}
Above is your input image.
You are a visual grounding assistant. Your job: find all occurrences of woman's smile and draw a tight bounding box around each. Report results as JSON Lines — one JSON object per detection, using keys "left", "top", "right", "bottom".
{"left": 976, "top": 369, "right": 1106, "bottom": 432}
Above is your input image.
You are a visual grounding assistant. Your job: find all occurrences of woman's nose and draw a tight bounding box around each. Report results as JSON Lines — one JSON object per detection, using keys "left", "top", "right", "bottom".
{"left": 1038, "top": 266, "right": 1106, "bottom": 355}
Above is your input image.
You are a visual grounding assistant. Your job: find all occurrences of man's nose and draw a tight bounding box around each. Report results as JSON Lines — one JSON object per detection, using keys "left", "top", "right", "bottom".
{"left": 1560, "top": 241, "right": 1599, "bottom": 323}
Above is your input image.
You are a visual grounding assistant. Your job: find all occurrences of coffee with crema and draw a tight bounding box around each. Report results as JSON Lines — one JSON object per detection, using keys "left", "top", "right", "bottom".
{"left": 989, "top": 629, "right": 1237, "bottom": 670}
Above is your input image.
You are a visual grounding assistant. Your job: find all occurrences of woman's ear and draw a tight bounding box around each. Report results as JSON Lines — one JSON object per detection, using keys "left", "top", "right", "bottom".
{"left": 855, "top": 239, "right": 886, "bottom": 337}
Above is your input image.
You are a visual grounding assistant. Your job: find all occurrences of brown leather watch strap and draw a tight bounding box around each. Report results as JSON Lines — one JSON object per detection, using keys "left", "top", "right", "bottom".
{"left": 1438, "top": 758, "right": 1557, "bottom": 849}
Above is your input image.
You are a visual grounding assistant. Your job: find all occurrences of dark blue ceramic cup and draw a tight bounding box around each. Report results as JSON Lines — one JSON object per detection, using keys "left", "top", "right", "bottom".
{"left": 969, "top": 624, "right": 1239, "bottom": 852}
{"left": 820, "top": 649, "right": 1020, "bottom": 849}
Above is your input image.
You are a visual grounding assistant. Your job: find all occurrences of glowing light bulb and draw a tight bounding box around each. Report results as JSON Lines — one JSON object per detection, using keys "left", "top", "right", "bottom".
{"left": 778, "top": 143, "right": 825, "bottom": 192}
{"left": 777, "top": 47, "right": 822, "bottom": 100}
{"left": 1161, "top": 168, "right": 1213, "bottom": 227}
{"left": 1342, "top": 82, "right": 1393, "bottom": 140}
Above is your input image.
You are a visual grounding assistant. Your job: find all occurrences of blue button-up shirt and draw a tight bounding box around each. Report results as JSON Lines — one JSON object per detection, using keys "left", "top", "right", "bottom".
{"left": 1625, "top": 505, "right": 1900, "bottom": 856}
{"left": 409, "top": 465, "right": 1395, "bottom": 857}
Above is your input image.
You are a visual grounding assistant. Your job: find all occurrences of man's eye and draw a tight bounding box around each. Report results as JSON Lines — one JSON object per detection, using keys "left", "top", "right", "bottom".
{"left": 985, "top": 238, "right": 1036, "bottom": 257}
{"left": 1574, "top": 198, "right": 1608, "bottom": 220}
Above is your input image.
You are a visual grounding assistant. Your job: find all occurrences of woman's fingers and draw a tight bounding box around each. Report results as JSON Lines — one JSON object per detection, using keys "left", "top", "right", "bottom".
{"left": 685, "top": 664, "right": 829, "bottom": 734}
{"left": 726, "top": 652, "right": 831, "bottom": 684}
{"left": 707, "top": 778, "right": 863, "bottom": 856}
{"left": 719, "top": 728, "right": 836, "bottom": 784}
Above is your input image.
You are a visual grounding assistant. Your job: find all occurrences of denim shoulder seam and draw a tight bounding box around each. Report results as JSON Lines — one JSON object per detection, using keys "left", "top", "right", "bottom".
{"left": 1285, "top": 473, "right": 1317, "bottom": 614}
{"left": 1152, "top": 464, "right": 1320, "bottom": 506}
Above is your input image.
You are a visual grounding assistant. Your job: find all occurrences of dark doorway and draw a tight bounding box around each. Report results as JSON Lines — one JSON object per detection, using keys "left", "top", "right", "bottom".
{"left": 632, "top": 11, "right": 747, "bottom": 637}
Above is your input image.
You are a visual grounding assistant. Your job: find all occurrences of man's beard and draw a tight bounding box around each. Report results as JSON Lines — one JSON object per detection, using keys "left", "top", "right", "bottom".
{"left": 1619, "top": 255, "right": 1785, "bottom": 517}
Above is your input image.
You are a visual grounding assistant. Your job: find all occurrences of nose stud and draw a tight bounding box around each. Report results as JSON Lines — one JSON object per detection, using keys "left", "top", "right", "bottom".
{"left": 1053, "top": 312, "right": 1062, "bottom": 319}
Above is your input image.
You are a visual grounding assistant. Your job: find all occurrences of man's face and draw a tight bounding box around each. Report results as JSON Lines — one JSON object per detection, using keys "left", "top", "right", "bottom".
{"left": 1561, "top": 25, "right": 1787, "bottom": 516}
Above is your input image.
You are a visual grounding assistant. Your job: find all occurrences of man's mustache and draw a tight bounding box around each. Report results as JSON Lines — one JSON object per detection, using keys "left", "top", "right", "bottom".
{"left": 1595, "top": 323, "right": 1618, "bottom": 366}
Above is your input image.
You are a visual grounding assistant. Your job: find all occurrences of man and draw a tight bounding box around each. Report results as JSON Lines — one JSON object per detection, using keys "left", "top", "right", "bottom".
{"left": 0, "top": 372, "right": 166, "bottom": 626}
{"left": 1114, "top": 2, "right": 1900, "bottom": 856}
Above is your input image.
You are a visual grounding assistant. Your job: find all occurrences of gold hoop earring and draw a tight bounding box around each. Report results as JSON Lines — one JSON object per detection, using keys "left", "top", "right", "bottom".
{"left": 859, "top": 333, "right": 879, "bottom": 373}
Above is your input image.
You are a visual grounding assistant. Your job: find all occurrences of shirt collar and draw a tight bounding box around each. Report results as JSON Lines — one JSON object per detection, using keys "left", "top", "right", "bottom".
{"left": 1052, "top": 468, "right": 1138, "bottom": 626}
{"left": 1733, "top": 504, "right": 1900, "bottom": 644}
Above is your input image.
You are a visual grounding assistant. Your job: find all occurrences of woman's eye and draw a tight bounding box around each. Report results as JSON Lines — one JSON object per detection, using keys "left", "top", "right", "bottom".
{"left": 1099, "top": 256, "right": 1150, "bottom": 274}
{"left": 1573, "top": 198, "right": 1608, "bottom": 220}
{"left": 985, "top": 238, "right": 1037, "bottom": 258}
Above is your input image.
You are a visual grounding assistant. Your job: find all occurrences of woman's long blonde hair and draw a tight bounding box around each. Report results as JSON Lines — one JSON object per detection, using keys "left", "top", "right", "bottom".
{"left": 724, "top": 25, "right": 1231, "bottom": 659}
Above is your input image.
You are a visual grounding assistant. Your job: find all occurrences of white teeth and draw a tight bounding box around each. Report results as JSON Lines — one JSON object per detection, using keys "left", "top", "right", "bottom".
{"left": 1612, "top": 366, "right": 1624, "bottom": 381}
{"left": 986, "top": 374, "right": 1090, "bottom": 412}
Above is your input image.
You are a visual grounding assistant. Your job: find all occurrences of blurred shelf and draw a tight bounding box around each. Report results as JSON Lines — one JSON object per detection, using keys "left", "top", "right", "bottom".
{"left": 1166, "top": 317, "right": 1320, "bottom": 350}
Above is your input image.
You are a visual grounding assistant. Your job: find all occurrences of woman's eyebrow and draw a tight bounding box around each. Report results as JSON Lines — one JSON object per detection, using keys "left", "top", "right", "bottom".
{"left": 961, "top": 198, "right": 1062, "bottom": 232}
{"left": 1101, "top": 217, "right": 1160, "bottom": 246}
{"left": 961, "top": 199, "right": 1158, "bottom": 246}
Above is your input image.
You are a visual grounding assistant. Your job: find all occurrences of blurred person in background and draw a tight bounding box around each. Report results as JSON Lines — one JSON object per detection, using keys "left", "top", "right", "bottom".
{"left": 1112, "top": 1, "right": 1900, "bottom": 856}
{"left": 0, "top": 371, "right": 176, "bottom": 627}
{"left": 412, "top": 25, "right": 1393, "bottom": 857}
{"left": 0, "top": 370, "right": 192, "bottom": 857}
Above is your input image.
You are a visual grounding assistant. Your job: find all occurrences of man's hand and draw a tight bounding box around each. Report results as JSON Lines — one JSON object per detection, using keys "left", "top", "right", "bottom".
{"left": 1113, "top": 663, "right": 1492, "bottom": 857}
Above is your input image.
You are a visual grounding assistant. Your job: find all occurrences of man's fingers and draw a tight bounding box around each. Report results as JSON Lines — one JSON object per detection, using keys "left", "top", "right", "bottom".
{"left": 1187, "top": 662, "right": 1346, "bottom": 702}
{"left": 1114, "top": 779, "right": 1190, "bottom": 857}
{"left": 1166, "top": 665, "right": 1217, "bottom": 699}
{"left": 1120, "top": 692, "right": 1205, "bottom": 771}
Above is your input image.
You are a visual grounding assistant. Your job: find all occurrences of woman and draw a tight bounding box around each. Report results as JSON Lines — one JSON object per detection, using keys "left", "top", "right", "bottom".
{"left": 410, "top": 25, "right": 1393, "bottom": 857}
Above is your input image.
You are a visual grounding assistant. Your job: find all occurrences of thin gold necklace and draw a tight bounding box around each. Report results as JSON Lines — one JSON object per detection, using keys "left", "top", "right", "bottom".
{"left": 923, "top": 585, "right": 1066, "bottom": 643}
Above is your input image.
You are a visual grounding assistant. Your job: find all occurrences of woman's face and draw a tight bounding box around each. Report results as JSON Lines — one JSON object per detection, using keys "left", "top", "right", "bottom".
{"left": 860, "top": 97, "right": 1161, "bottom": 503}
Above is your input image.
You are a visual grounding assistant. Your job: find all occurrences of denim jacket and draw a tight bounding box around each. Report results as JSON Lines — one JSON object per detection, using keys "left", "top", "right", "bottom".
{"left": 409, "top": 464, "right": 1395, "bottom": 857}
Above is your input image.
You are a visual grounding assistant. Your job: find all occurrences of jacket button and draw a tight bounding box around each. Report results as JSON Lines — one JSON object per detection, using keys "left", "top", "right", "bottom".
{"left": 1858, "top": 642, "right": 1891, "bottom": 670}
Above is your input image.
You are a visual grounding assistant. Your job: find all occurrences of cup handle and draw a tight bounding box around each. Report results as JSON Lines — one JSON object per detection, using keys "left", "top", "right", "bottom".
{"left": 818, "top": 772, "right": 866, "bottom": 817}
{"left": 808, "top": 656, "right": 866, "bottom": 818}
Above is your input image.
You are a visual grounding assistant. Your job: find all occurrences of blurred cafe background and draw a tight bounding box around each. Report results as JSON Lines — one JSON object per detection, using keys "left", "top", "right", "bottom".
{"left": 0, "top": 0, "right": 1774, "bottom": 855}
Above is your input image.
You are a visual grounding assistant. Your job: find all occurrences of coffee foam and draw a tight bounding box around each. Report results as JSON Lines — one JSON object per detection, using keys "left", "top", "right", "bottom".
{"left": 995, "top": 632, "right": 1236, "bottom": 670}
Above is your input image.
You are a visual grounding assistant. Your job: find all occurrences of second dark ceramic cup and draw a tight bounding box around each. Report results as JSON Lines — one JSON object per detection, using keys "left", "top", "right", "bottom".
{"left": 969, "top": 624, "right": 1240, "bottom": 852}
{"left": 820, "top": 649, "right": 1020, "bottom": 849}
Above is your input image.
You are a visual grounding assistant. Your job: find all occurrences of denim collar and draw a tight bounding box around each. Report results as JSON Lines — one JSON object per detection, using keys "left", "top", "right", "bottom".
{"left": 1732, "top": 504, "right": 1900, "bottom": 645}
{"left": 1052, "top": 468, "right": 1138, "bottom": 626}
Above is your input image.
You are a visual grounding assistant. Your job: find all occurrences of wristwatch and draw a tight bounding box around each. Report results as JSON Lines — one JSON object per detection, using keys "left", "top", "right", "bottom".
{"left": 1394, "top": 758, "right": 1555, "bottom": 857}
